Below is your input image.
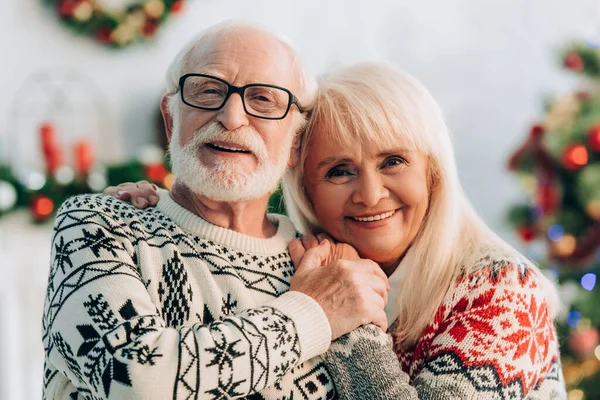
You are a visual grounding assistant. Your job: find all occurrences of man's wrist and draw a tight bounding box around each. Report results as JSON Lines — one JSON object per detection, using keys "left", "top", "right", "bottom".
{"left": 268, "top": 291, "right": 332, "bottom": 362}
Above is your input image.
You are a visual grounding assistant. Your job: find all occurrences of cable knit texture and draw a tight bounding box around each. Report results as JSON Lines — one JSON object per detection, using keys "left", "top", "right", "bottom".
{"left": 42, "top": 192, "right": 334, "bottom": 400}
{"left": 323, "top": 247, "right": 567, "bottom": 399}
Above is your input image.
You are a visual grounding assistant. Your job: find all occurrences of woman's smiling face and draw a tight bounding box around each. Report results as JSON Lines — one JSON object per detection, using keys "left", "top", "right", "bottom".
{"left": 303, "top": 125, "right": 430, "bottom": 275}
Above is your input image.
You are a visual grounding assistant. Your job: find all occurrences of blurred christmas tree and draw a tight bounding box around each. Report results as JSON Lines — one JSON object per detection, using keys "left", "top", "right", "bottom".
{"left": 507, "top": 42, "right": 600, "bottom": 399}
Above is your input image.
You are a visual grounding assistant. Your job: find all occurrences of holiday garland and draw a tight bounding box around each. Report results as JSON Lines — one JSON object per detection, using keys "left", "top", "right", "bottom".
{"left": 44, "top": 0, "right": 187, "bottom": 47}
{"left": 0, "top": 122, "right": 172, "bottom": 222}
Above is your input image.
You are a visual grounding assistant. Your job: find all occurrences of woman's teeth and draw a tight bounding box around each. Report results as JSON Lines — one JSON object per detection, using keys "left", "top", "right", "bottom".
{"left": 352, "top": 211, "right": 395, "bottom": 222}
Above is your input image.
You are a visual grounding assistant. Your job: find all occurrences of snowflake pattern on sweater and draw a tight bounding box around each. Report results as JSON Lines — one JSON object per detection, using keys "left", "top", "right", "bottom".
{"left": 41, "top": 193, "right": 336, "bottom": 400}
{"left": 391, "top": 249, "right": 566, "bottom": 399}
{"left": 323, "top": 248, "right": 566, "bottom": 399}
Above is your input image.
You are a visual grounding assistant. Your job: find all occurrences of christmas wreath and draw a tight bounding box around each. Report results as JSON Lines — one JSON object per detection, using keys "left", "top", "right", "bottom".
{"left": 44, "top": 0, "right": 187, "bottom": 47}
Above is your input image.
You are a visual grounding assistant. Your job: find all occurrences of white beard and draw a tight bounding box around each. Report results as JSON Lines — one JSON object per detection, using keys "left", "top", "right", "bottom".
{"left": 169, "top": 121, "right": 293, "bottom": 202}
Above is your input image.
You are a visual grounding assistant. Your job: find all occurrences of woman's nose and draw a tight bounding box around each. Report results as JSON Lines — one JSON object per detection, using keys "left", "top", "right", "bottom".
{"left": 351, "top": 172, "right": 389, "bottom": 207}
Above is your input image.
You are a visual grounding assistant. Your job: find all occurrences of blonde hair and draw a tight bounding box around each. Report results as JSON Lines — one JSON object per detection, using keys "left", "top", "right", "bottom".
{"left": 164, "top": 20, "right": 317, "bottom": 135}
{"left": 282, "top": 62, "right": 559, "bottom": 346}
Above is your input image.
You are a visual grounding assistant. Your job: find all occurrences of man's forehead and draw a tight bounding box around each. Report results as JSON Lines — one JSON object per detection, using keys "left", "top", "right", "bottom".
{"left": 185, "top": 32, "right": 297, "bottom": 88}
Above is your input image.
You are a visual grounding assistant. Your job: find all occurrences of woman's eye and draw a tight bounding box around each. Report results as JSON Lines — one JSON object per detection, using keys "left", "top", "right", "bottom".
{"left": 325, "top": 166, "right": 354, "bottom": 180}
{"left": 382, "top": 157, "right": 407, "bottom": 169}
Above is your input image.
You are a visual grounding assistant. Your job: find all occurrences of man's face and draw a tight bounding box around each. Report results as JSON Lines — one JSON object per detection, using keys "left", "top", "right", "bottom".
{"left": 167, "top": 30, "right": 300, "bottom": 202}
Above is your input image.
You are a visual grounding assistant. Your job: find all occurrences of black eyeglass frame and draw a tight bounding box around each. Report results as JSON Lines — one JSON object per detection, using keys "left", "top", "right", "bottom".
{"left": 177, "top": 73, "right": 305, "bottom": 120}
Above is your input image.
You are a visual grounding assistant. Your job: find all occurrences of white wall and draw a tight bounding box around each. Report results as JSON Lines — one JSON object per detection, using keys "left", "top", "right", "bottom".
{"left": 0, "top": 0, "right": 596, "bottom": 398}
{"left": 1, "top": 0, "right": 595, "bottom": 237}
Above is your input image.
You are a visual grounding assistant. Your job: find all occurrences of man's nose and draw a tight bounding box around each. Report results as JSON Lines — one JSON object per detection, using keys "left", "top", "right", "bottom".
{"left": 351, "top": 172, "right": 389, "bottom": 207}
{"left": 215, "top": 93, "right": 250, "bottom": 131}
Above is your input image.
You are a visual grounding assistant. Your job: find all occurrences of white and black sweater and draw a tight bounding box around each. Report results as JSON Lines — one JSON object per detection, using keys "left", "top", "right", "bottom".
{"left": 41, "top": 191, "right": 336, "bottom": 399}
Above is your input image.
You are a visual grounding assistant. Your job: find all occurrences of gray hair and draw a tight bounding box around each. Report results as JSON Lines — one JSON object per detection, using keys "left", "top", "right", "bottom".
{"left": 164, "top": 19, "right": 317, "bottom": 110}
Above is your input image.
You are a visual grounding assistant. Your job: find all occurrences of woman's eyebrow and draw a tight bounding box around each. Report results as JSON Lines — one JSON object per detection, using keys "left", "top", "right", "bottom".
{"left": 317, "top": 157, "right": 354, "bottom": 169}
{"left": 377, "top": 148, "right": 412, "bottom": 158}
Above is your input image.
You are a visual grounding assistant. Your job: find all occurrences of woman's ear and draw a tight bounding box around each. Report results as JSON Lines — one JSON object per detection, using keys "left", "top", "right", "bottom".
{"left": 288, "top": 133, "right": 302, "bottom": 168}
{"left": 160, "top": 94, "right": 174, "bottom": 142}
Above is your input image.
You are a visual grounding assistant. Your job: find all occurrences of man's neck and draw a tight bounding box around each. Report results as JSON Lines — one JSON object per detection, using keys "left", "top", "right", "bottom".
{"left": 169, "top": 182, "right": 277, "bottom": 238}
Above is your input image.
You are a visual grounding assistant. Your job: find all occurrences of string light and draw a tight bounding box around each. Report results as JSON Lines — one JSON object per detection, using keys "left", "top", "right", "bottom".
{"left": 87, "top": 172, "right": 107, "bottom": 192}
{"left": 581, "top": 273, "right": 597, "bottom": 291}
{"left": 585, "top": 200, "right": 600, "bottom": 220}
{"left": 26, "top": 172, "right": 46, "bottom": 191}
{"left": 163, "top": 173, "right": 175, "bottom": 190}
{"left": 548, "top": 224, "right": 565, "bottom": 242}
{"left": 563, "top": 144, "right": 589, "bottom": 169}
{"left": 31, "top": 196, "right": 54, "bottom": 221}
{"left": 54, "top": 166, "right": 75, "bottom": 185}
{"left": 0, "top": 181, "right": 17, "bottom": 211}
{"left": 567, "top": 311, "right": 582, "bottom": 328}
{"left": 551, "top": 234, "right": 577, "bottom": 257}
{"left": 568, "top": 389, "right": 584, "bottom": 400}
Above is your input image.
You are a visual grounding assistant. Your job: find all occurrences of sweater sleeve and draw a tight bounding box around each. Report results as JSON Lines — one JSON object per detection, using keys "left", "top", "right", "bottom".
{"left": 322, "top": 262, "right": 566, "bottom": 399}
{"left": 322, "top": 325, "right": 417, "bottom": 399}
{"left": 42, "top": 197, "right": 330, "bottom": 400}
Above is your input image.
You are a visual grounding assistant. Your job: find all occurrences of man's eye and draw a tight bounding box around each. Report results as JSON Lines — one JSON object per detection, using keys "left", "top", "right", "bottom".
{"left": 200, "top": 86, "right": 224, "bottom": 95}
{"left": 250, "top": 93, "right": 276, "bottom": 103}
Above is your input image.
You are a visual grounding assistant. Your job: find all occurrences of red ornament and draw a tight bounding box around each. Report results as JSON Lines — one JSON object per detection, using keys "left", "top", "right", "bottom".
{"left": 145, "top": 164, "right": 168, "bottom": 182}
{"left": 142, "top": 20, "right": 158, "bottom": 38}
{"left": 564, "top": 52, "right": 584, "bottom": 72}
{"left": 588, "top": 124, "right": 600, "bottom": 152}
{"left": 536, "top": 181, "right": 560, "bottom": 215}
{"left": 518, "top": 226, "right": 536, "bottom": 243}
{"left": 31, "top": 196, "right": 55, "bottom": 221}
{"left": 96, "top": 27, "right": 112, "bottom": 44}
{"left": 529, "top": 124, "right": 544, "bottom": 140}
{"left": 562, "top": 144, "right": 589, "bottom": 170}
{"left": 74, "top": 140, "right": 95, "bottom": 174}
{"left": 171, "top": 0, "right": 185, "bottom": 14}
{"left": 58, "top": 0, "right": 76, "bottom": 17}
{"left": 567, "top": 327, "right": 599, "bottom": 360}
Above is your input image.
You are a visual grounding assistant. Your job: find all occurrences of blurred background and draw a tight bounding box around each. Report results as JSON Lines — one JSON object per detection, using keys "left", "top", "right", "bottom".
{"left": 1, "top": 0, "right": 599, "bottom": 399}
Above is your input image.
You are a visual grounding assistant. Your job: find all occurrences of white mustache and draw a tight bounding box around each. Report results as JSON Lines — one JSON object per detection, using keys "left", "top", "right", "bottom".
{"left": 187, "top": 122, "right": 268, "bottom": 163}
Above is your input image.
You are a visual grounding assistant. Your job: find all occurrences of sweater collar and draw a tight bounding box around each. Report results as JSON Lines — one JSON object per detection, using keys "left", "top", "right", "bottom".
{"left": 156, "top": 189, "right": 297, "bottom": 255}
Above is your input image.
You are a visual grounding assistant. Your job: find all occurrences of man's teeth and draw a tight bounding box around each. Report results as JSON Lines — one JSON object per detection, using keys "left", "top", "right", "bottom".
{"left": 209, "top": 143, "right": 250, "bottom": 153}
{"left": 352, "top": 211, "right": 395, "bottom": 222}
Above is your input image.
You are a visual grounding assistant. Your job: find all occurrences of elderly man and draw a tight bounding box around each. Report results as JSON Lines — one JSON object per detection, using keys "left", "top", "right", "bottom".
{"left": 41, "top": 21, "right": 389, "bottom": 399}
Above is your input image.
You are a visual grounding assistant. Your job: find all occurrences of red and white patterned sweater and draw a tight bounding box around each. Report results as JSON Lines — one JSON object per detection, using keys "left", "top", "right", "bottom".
{"left": 323, "top": 247, "right": 566, "bottom": 399}
{"left": 390, "top": 249, "right": 566, "bottom": 398}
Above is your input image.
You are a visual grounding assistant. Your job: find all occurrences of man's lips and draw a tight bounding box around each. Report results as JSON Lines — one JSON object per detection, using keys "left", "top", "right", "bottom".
{"left": 206, "top": 142, "right": 252, "bottom": 154}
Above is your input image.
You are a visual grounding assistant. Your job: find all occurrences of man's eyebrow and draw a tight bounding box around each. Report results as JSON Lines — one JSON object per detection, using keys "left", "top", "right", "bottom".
{"left": 317, "top": 157, "right": 353, "bottom": 169}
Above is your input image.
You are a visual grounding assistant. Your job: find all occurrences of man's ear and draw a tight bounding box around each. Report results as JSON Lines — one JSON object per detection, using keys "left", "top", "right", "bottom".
{"left": 288, "top": 133, "right": 302, "bottom": 168}
{"left": 160, "top": 94, "right": 174, "bottom": 142}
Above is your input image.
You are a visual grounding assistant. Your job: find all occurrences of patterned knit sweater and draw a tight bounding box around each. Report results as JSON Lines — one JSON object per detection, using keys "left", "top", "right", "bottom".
{"left": 326, "top": 247, "right": 567, "bottom": 399}
{"left": 41, "top": 191, "right": 337, "bottom": 399}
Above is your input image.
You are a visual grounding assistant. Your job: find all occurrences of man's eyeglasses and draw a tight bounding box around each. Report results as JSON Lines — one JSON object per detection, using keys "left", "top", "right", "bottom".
{"left": 177, "top": 74, "right": 305, "bottom": 120}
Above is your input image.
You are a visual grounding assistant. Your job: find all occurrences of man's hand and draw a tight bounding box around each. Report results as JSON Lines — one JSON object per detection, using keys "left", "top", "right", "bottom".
{"left": 103, "top": 181, "right": 159, "bottom": 208}
{"left": 289, "top": 240, "right": 389, "bottom": 340}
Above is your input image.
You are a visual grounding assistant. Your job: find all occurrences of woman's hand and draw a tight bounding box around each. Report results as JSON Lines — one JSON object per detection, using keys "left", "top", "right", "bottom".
{"left": 288, "top": 232, "right": 360, "bottom": 269}
{"left": 103, "top": 181, "right": 160, "bottom": 209}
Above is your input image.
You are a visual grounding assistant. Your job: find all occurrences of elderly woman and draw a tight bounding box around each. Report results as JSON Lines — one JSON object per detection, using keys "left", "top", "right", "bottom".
{"left": 105, "top": 63, "right": 566, "bottom": 399}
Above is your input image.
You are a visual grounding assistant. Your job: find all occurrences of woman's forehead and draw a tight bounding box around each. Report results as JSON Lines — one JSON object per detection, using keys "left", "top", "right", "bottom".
{"left": 308, "top": 125, "right": 416, "bottom": 154}
{"left": 306, "top": 130, "right": 415, "bottom": 164}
